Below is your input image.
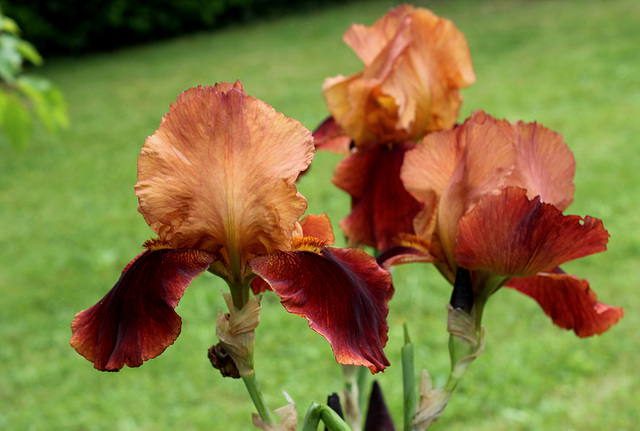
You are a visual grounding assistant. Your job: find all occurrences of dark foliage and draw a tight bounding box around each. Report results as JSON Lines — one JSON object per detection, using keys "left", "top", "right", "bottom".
{"left": 2, "top": 0, "right": 352, "bottom": 56}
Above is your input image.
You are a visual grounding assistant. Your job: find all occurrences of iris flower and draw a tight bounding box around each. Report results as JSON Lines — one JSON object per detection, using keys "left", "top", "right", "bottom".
{"left": 314, "top": 5, "right": 475, "bottom": 251}
{"left": 70, "top": 81, "right": 392, "bottom": 373}
{"left": 388, "top": 110, "right": 623, "bottom": 336}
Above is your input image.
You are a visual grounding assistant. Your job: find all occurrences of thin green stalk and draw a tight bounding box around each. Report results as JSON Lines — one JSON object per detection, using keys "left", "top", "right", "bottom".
{"left": 242, "top": 371, "right": 276, "bottom": 425}
{"left": 402, "top": 324, "right": 416, "bottom": 431}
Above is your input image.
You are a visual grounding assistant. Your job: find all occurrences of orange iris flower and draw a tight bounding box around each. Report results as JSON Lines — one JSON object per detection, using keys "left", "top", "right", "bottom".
{"left": 386, "top": 110, "right": 623, "bottom": 336}
{"left": 70, "top": 82, "right": 392, "bottom": 373}
{"left": 314, "top": 5, "right": 475, "bottom": 251}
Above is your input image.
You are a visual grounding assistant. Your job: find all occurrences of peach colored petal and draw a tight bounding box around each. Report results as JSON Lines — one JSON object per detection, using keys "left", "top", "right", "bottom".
{"left": 455, "top": 187, "right": 610, "bottom": 278}
{"left": 402, "top": 111, "right": 515, "bottom": 265}
{"left": 299, "top": 213, "right": 335, "bottom": 245}
{"left": 506, "top": 269, "right": 624, "bottom": 337}
{"left": 343, "top": 5, "right": 414, "bottom": 65}
{"left": 136, "top": 84, "right": 314, "bottom": 276}
{"left": 323, "top": 6, "right": 474, "bottom": 146}
{"left": 504, "top": 121, "right": 576, "bottom": 211}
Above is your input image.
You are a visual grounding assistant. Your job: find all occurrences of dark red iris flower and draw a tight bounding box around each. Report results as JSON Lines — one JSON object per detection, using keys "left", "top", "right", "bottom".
{"left": 382, "top": 110, "right": 623, "bottom": 337}
{"left": 70, "top": 82, "right": 392, "bottom": 373}
{"left": 314, "top": 5, "right": 475, "bottom": 251}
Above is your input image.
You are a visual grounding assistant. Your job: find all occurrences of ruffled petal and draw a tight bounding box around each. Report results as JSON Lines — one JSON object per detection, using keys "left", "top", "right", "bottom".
{"left": 505, "top": 120, "right": 575, "bottom": 211}
{"left": 506, "top": 269, "right": 624, "bottom": 337}
{"left": 334, "top": 142, "right": 423, "bottom": 250}
{"left": 324, "top": 5, "right": 474, "bottom": 146}
{"left": 402, "top": 111, "right": 516, "bottom": 266}
{"left": 249, "top": 247, "right": 392, "bottom": 373}
{"left": 136, "top": 82, "right": 314, "bottom": 274}
{"left": 455, "top": 187, "right": 609, "bottom": 278}
{"left": 70, "top": 247, "right": 215, "bottom": 371}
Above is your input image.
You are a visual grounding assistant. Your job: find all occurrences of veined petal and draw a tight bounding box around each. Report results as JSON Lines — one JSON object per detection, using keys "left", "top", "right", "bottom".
{"left": 250, "top": 214, "right": 336, "bottom": 295}
{"left": 324, "top": 5, "right": 474, "bottom": 146}
{"left": 505, "top": 120, "right": 575, "bottom": 211}
{"left": 249, "top": 247, "right": 392, "bottom": 373}
{"left": 70, "top": 247, "right": 215, "bottom": 371}
{"left": 455, "top": 187, "right": 609, "bottom": 278}
{"left": 506, "top": 269, "right": 624, "bottom": 337}
{"left": 334, "top": 142, "right": 423, "bottom": 250}
{"left": 136, "top": 83, "right": 314, "bottom": 275}
{"left": 402, "top": 111, "right": 515, "bottom": 266}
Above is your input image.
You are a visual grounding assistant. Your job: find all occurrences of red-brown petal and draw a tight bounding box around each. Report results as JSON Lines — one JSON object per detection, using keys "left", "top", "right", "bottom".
{"left": 313, "top": 116, "right": 352, "bottom": 154}
{"left": 249, "top": 247, "right": 392, "bottom": 373}
{"left": 455, "top": 187, "right": 609, "bottom": 278}
{"left": 70, "top": 248, "right": 214, "bottom": 371}
{"left": 334, "top": 142, "right": 423, "bottom": 250}
{"left": 506, "top": 269, "right": 624, "bottom": 337}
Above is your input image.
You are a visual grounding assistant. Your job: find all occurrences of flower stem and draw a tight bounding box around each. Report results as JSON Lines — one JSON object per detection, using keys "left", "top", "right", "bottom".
{"left": 402, "top": 324, "right": 416, "bottom": 431}
{"left": 242, "top": 371, "right": 276, "bottom": 425}
{"left": 302, "top": 403, "right": 353, "bottom": 431}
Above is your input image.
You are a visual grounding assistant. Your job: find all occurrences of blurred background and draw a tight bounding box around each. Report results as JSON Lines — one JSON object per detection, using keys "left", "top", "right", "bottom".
{"left": 1, "top": 0, "right": 638, "bottom": 429}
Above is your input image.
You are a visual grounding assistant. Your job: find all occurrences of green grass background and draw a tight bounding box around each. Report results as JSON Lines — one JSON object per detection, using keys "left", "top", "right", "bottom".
{"left": 1, "top": 0, "right": 638, "bottom": 429}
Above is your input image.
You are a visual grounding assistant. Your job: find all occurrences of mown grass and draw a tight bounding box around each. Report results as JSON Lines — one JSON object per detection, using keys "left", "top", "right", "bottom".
{"left": 1, "top": 0, "right": 638, "bottom": 429}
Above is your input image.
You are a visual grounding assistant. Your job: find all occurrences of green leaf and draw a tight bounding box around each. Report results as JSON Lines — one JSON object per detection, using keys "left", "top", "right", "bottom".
{"left": 0, "top": 92, "right": 33, "bottom": 149}
{"left": 17, "top": 40, "right": 43, "bottom": 66}
{"left": 0, "top": 33, "right": 22, "bottom": 82}
{"left": 0, "top": 14, "right": 21, "bottom": 35}
{"left": 17, "top": 75, "right": 69, "bottom": 133}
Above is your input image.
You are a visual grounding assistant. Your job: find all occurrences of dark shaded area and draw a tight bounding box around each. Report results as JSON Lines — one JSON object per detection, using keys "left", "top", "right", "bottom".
{"left": 3, "top": 0, "right": 356, "bottom": 56}
{"left": 364, "top": 380, "right": 396, "bottom": 431}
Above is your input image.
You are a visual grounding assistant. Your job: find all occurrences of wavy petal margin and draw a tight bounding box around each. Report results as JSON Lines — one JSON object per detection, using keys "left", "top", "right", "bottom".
{"left": 334, "top": 142, "right": 423, "bottom": 250}
{"left": 136, "top": 82, "right": 314, "bottom": 270}
{"left": 506, "top": 269, "right": 624, "bottom": 337}
{"left": 70, "top": 248, "right": 214, "bottom": 371}
{"left": 504, "top": 120, "right": 575, "bottom": 211}
{"left": 456, "top": 187, "right": 608, "bottom": 278}
{"left": 249, "top": 247, "right": 392, "bottom": 373}
{"left": 326, "top": 5, "right": 475, "bottom": 145}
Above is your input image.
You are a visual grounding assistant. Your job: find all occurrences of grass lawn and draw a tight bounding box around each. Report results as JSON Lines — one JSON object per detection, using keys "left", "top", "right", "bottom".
{"left": 1, "top": 0, "right": 638, "bottom": 429}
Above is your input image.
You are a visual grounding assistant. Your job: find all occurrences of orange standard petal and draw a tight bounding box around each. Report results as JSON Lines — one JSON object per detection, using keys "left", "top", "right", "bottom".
{"left": 323, "top": 5, "right": 475, "bottom": 146}
{"left": 402, "top": 110, "right": 516, "bottom": 266}
{"left": 135, "top": 82, "right": 314, "bottom": 279}
{"left": 504, "top": 120, "right": 576, "bottom": 211}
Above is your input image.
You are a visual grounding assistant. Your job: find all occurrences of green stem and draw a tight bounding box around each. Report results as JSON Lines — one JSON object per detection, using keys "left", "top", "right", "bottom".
{"left": 226, "top": 277, "right": 250, "bottom": 311}
{"left": 402, "top": 324, "right": 416, "bottom": 431}
{"left": 242, "top": 371, "right": 276, "bottom": 425}
{"left": 302, "top": 403, "right": 353, "bottom": 431}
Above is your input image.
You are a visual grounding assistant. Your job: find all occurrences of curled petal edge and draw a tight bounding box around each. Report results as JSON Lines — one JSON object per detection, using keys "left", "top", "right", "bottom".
{"left": 70, "top": 246, "right": 214, "bottom": 371}
{"left": 506, "top": 268, "right": 624, "bottom": 337}
{"left": 249, "top": 246, "right": 392, "bottom": 373}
